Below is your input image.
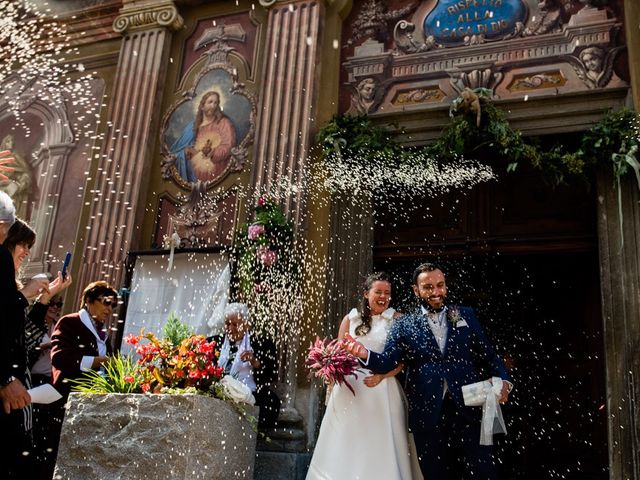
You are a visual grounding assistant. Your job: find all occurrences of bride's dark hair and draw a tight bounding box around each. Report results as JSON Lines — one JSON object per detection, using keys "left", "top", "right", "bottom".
{"left": 355, "top": 272, "right": 391, "bottom": 336}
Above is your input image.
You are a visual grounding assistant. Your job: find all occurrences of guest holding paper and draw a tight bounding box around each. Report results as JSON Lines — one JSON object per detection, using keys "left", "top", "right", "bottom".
{"left": 0, "top": 195, "right": 49, "bottom": 478}
{"left": 344, "top": 263, "right": 513, "bottom": 480}
{"left": 208, "top": 303, "right": 281, "bottom": 428}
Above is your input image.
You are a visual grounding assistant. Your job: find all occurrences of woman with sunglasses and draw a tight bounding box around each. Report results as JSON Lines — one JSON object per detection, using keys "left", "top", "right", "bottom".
{"left": 51, "top": 280, "right": 118, "bottom": 400}
{"left": 48, "top": 281, "right": 118, "bottom": 475}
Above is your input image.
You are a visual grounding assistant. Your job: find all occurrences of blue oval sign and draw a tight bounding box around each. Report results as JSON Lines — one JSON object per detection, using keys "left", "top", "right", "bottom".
{"left": 423, "top": 0, "right": 528, "bottom": 46}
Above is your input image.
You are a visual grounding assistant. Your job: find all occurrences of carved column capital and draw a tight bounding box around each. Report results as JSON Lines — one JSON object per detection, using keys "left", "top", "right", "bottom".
{"left": 113, "top": 0, "right": 183, "bottom": 34}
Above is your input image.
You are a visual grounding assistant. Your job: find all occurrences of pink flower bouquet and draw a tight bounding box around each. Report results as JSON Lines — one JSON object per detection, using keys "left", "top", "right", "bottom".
{"left": 305, "top": 337, "right": 361, "bottom": 395}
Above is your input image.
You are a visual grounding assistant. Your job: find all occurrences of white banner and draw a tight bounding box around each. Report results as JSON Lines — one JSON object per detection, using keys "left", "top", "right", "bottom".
{"left": 121, "top": 251, "right": 230, "bottom": 353}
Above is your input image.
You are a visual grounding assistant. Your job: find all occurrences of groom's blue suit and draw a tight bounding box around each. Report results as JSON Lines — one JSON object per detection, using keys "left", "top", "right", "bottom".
{"left": 367, "top": 305, "right": 511, "bottom": 479}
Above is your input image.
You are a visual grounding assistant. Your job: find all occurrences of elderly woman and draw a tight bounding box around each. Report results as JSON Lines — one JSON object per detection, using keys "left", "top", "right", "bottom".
{"left": 210, "top": 303, "right": 281, "bottom": 428}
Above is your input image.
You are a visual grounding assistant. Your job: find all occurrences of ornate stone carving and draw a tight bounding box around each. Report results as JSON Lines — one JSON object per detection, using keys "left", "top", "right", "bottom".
{"left": 392, "top": 87, "right": 444, "bottom": 105}
{"left": 508, "top": 72, "right": 565, "bottom": 91}
{"left": 194, "top": 24, "right": 246, "bottom": 66}
{"left": 113, "top": 1, "right": 183, "bottom": 33}
{"left": 565, "top": 45, "right": 624, "bottom": 89}
{"left": 393, "top": 20, "right": 437, "bottom": 54}
{"left": 348, "top": 0, "right": 416, "bottom": 47}
{"left": 166, "top": 182, "right": 225, "bottom": 248}
{"left": 450, "top": 68, "right": 503, "bottom": 94}
{"left": 524, "top": 0, "right": 565, "bottom": 36}
{"left": 346, "top": 77, "right": 379, "bottom": 115}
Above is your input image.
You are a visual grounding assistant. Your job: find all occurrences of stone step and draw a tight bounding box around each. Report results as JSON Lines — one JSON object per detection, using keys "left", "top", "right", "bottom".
{"left": 254, "top": 451, "right": 311, "bottom": 480}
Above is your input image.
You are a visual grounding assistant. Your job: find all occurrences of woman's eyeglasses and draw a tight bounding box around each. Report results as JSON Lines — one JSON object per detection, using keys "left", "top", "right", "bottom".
{"left": 49, "top": 301, "right": 63, "bottom": 308}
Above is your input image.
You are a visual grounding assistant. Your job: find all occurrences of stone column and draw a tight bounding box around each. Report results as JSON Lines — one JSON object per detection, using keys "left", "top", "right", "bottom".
{"left": 596, "top": 168, "right": 640, "bottom": 480}
{"left": 251, "top": 0, "right": 323, "bottom": 225}
{"left": 250, "top": 0, "right": 326, "bottom": 434}
{"left": 76, "top": 0, "right": 183, "bottom": 292}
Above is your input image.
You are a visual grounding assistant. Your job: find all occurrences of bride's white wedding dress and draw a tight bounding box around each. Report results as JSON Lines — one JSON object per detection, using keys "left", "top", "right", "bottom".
{"left": 306, "top": 308, "right": 423, "bottom": 480}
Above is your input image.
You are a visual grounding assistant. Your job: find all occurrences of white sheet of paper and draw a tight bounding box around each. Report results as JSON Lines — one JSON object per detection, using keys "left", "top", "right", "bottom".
{"left": 28, "top": 384, "right": 62, "bottom": 404}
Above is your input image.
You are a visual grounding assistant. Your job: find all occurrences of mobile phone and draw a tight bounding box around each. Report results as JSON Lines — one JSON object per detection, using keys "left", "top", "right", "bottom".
{"left": 61, "top": 252, "right": 72, "bottom": 279}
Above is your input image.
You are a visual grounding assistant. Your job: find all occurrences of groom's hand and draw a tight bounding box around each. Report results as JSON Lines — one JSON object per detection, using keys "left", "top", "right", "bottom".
{"left": 342, "top": 333, "right": 368, "bottom": 359}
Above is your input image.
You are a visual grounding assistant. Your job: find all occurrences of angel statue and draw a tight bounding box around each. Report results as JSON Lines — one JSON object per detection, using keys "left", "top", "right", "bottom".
{"left": 567, "top": 46, "right": 624, "bottom": 89}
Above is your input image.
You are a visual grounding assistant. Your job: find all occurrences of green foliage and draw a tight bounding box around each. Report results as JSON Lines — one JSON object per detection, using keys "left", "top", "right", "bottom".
{"left": 70, "top": 352, "right": 141, "bottom": 394}
{"left": 162, "top": 312, "right": 193, "bottom": 346}
{"left": 316, "top": 91, "right": 640, "bottom": 189}
{"left": 316, "top": 114, "right": 398, "bottom": 161}
{"left": 233, "top": 197, "right": 295, "bottom": 301}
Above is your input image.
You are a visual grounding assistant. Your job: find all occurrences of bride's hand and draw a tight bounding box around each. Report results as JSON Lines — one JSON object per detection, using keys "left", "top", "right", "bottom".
{"left": 363, "top": 373, "right": 383, "bottom": 388}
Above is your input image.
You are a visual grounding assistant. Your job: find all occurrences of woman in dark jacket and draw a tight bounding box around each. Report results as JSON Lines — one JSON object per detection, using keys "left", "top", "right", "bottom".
{"left": 0, "top": 195, "right": 47, "bottom": 478}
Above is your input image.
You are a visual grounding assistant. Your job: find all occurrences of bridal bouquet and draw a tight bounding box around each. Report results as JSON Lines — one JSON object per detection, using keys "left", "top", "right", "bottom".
{"left": 305, "top": 337, "right": 361, "bottom": 395}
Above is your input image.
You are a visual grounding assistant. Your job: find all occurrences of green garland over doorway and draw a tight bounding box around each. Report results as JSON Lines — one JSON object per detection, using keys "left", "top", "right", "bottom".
{"left": 317, "top": 89, "right": 640, "bottom": 190}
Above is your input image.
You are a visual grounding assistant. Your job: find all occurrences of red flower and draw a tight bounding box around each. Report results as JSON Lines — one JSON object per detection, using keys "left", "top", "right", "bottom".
{"left": 123, "top": 375, "right": 135, "bottom": 384}
{"left": 124, "top": 334, "right": 140, "bottom": 346}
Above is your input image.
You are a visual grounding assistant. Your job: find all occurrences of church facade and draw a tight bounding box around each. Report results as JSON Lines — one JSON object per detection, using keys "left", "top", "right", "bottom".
{"left": 1, "top": 0, "right": 639, "bottom": 478}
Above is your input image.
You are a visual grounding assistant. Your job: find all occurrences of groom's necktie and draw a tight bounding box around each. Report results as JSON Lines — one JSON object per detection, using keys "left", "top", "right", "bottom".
{"left": 426, "top": 310, "right": 447, "bottom": 354}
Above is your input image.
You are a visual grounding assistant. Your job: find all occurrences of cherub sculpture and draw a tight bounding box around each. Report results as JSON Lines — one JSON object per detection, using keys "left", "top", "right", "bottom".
{"left": 566, "top": 45, "right": 624, "bottom": 89}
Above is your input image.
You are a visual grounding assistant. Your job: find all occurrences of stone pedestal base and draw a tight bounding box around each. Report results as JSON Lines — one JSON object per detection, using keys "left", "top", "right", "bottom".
{"left": 54, "top": 393, "right": 257, "bottom": 479}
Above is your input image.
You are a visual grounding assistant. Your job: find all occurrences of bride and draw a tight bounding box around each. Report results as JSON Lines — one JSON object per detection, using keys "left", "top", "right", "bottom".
{"left": 306, "top": 272, "right": 423, "bottom": 480}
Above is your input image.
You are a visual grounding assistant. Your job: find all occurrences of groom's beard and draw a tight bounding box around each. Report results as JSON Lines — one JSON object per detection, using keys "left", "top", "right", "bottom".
{"left": 418, "top": 296, "right": 446, "bottom": 313}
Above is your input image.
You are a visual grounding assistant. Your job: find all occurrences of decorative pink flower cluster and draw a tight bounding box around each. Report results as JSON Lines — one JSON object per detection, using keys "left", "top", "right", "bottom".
{"left": 256, "top": 245, "right": 277, "bottom": 266}
{"left": 305, "top": 337, "right": 361, "bottom": 395}
{"left": 124, "top": 332, "right": 224, "bottom": 393}
{"left": 247, "top": 223, "right": 265, "bottom": 240}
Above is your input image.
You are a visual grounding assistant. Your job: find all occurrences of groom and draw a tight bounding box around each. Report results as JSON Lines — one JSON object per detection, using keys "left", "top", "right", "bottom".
{"left": 345, "top": 262, "right": 512, "bottom": 479}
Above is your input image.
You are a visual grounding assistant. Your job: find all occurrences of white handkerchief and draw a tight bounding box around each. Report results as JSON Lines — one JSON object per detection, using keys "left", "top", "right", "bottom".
{"left": 28, "top": 384, "right": 62, "bottom": 404}
{"left": 456, "top": 320, "right": 468, "bottom": 328}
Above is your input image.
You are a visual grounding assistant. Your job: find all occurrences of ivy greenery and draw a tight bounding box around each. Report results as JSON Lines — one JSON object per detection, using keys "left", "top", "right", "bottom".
{"left": 233, "top": 198, "right": 294, "bottom": 301}
{"left": 316, "top": 91, "right": 640, "bottom": 189}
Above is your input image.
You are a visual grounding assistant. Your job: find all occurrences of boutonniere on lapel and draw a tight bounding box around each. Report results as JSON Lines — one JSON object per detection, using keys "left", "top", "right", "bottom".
{"left": 447, "top": 306, "right": 468, "bottom": 328}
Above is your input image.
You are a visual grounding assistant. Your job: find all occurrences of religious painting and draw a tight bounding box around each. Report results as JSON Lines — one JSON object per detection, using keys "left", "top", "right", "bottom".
{"left": 161, "top": 66, "right": 256, "bottom": 188}
{"left": 0, "top": 132, "right": 36, "bottom": 221}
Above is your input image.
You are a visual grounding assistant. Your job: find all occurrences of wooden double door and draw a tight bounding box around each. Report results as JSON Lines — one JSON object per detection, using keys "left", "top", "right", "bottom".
{"left": 372, "top": 159, "right": 608, "bottom": 479}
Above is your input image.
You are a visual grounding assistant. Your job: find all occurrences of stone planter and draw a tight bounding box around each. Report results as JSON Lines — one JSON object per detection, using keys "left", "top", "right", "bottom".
{"left": 54, "top": 393, "right": 258, "bottom": 479}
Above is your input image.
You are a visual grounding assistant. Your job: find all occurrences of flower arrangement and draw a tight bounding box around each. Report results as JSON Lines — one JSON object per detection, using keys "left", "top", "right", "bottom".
{"left": 70, "top": 313, "right": 254, "bottom": 407}
{"left": 124, "top": 315, "right": 223, "bottom": 393}
{"left": 305, "top": 337, "right": 361, "bottom": 395}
